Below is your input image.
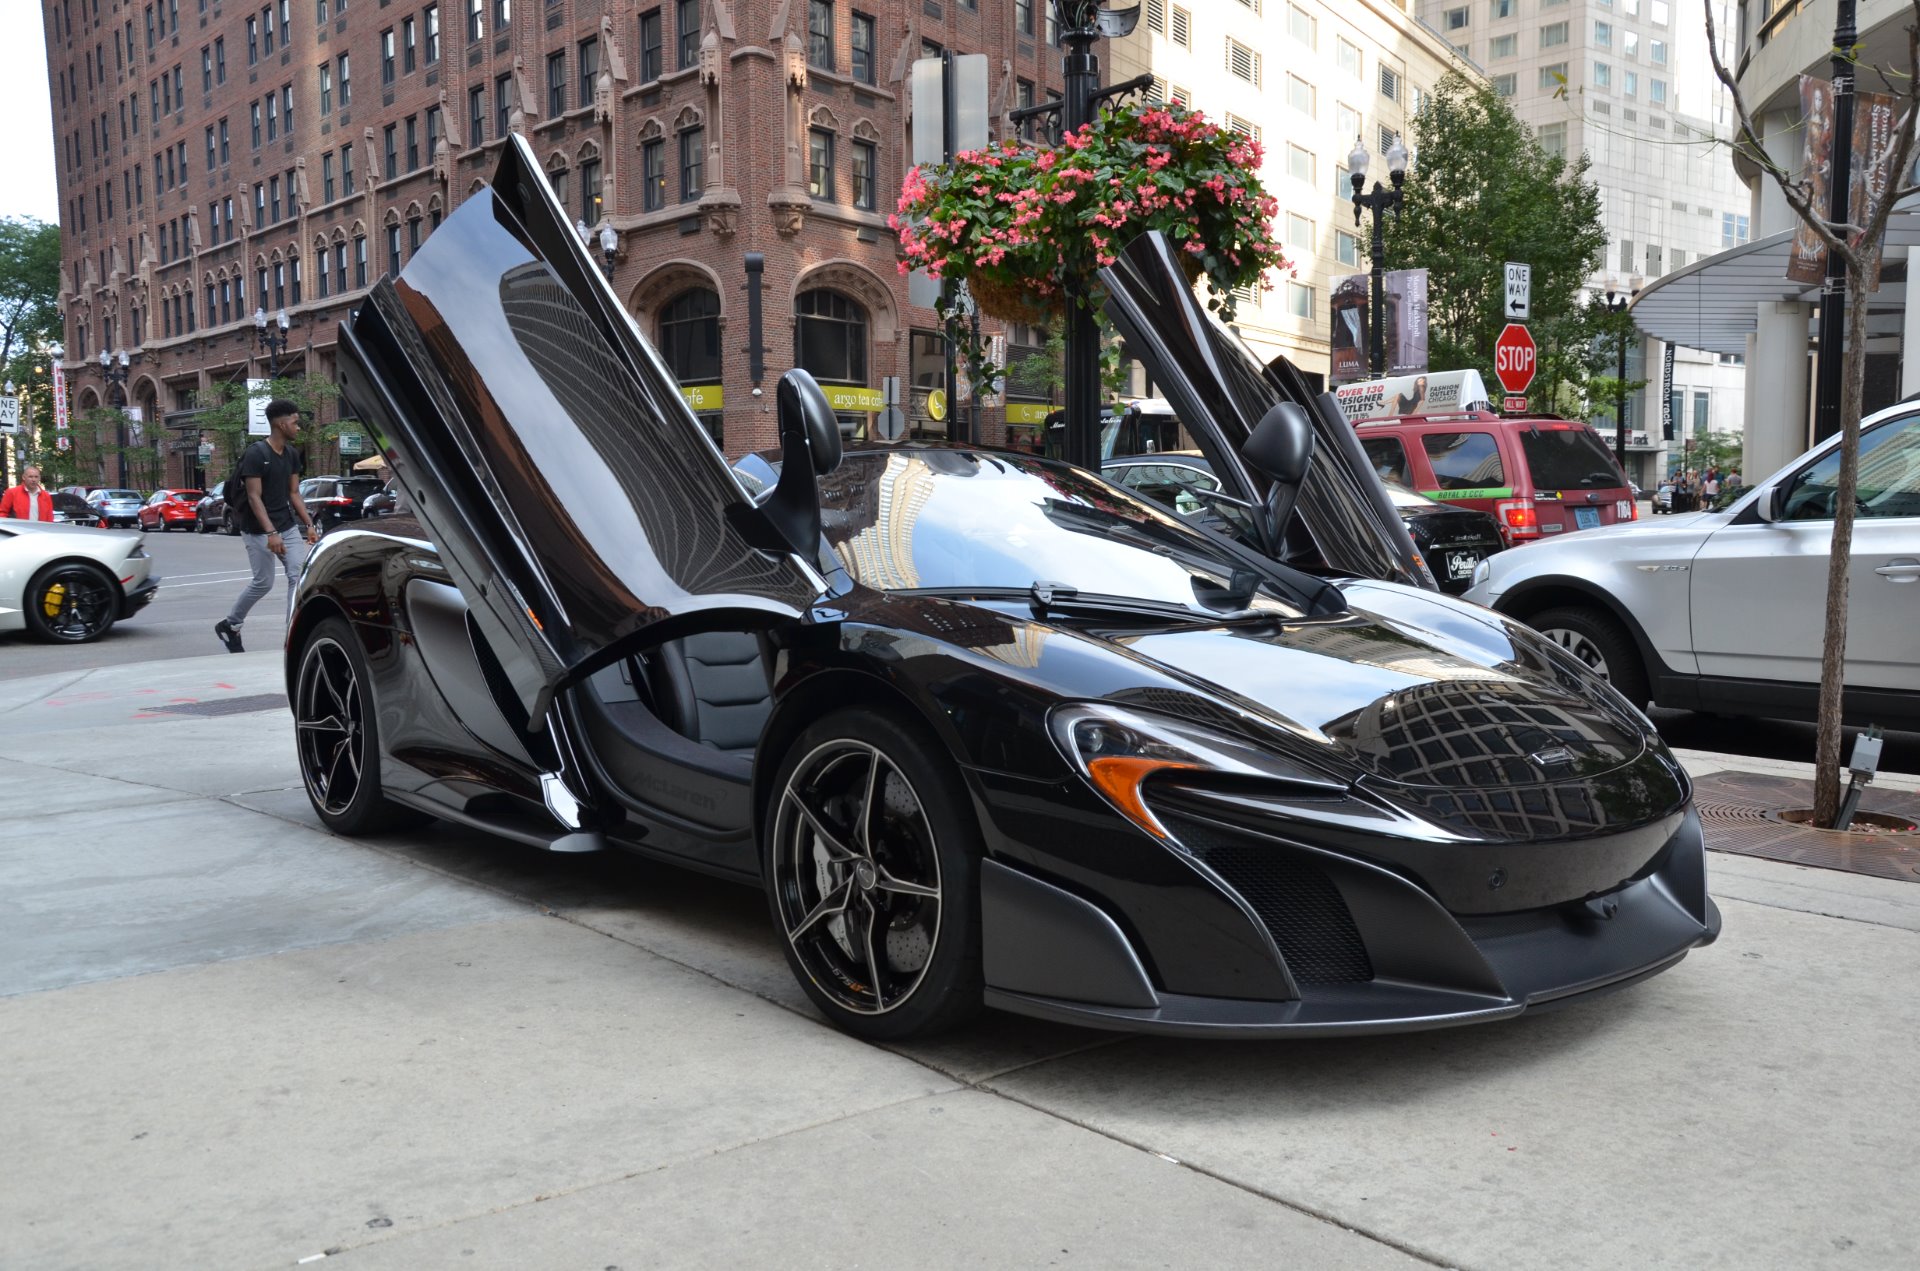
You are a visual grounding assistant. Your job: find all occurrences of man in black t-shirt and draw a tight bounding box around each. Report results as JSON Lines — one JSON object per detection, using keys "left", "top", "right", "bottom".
{"left": 215, "top": 400, "right": 320, "bottom": 653}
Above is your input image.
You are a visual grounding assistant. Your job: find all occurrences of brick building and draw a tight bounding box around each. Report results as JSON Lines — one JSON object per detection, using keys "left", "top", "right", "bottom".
{"left": 43, "top": 0, "right": 1068, "bottom": 486}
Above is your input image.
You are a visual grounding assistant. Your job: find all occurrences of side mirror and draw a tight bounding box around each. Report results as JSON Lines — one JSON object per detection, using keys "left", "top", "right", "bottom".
{"left": 779, "top": 368, "right": 843, "bottom": 477}
{"left": 1754, "top": 484, "right": 1785, "bottom": 523}
{"left": 1242, "top": 401, "right": 1315, "bottom": 554}
{"left": 730, "top": 369, "right": 841, "bottom": 562}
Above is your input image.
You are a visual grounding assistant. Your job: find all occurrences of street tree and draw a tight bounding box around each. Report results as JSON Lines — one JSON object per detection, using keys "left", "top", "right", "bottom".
{"left": 188, "top": 374, "right": 349, "bottom": 479}
{"left": 1376, "top": 72, "right": 1609, "bottom": 408}
{"left": 0, "top": 217, "right": 62, "bottom": 371}
{"left": 1705, "top": 1, "right": 1920, "bottom": 826}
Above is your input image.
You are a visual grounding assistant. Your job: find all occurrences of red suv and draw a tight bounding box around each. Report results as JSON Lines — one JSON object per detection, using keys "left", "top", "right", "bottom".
{"left": 1353, "top": 412, "right": 1635, "bottom": 546}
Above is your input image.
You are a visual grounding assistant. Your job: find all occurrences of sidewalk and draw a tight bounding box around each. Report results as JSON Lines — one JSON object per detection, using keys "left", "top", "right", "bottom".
{"left": 1, "top": 655, "right": 1915, "bottom": 1269}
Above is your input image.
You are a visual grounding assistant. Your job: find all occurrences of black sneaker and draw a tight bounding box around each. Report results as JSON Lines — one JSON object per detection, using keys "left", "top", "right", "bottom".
{"left": 215, "top": 619, "right": 244, "bottom": 653}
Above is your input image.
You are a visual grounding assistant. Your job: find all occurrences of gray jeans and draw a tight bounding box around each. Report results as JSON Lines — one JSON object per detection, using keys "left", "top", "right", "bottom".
{"left": 226, "top": 529, "right": 313, "bottom": 627}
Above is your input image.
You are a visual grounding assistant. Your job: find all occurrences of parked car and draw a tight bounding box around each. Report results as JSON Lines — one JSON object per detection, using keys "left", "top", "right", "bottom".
{"left": 287, "top": 139, "right": 1717, "bottom": 1045}
{"left": 1652, "top": 481, "right": 1675, "bottom": 514}
{"left": 1104, "top": 452, "right": 1504, "bottom": 594}
{"left": 301, "top": 475, "right": 390, "bottom": 529}
{"left": 87, "top": 489, "right": 145, "bottom": 528}
{"left": 0, "top": 520, "right": 159, "bottom": 642}
{"left": 137, "top": 489, "right": 207, "bottom": 532}
{"left": 360, "top": 478, "right": 402, "bottom": 519}
{"left": 194, "top": 488, "right": 235, "bottom": 534}
{"left": 1353, "top": 412, "right": 1636, "bottom": 546}
{"left": 49, "top": 492, "right": 105, "bottom": 526}
{"left": 1465, "top": 401, "right": 1920, "bottom": 726}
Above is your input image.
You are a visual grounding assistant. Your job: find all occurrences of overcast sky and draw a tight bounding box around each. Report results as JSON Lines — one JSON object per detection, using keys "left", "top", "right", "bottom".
{"left": 0, "top": 5, "right": 59, "bottom": 225}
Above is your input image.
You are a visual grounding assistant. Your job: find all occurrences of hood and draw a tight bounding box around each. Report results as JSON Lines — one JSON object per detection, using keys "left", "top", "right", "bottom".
{"left": 1095, "top": 581, "right": 1650, "bottom": 793}
{"left": 3, "top": 520, "right": 137, "bottom": 541}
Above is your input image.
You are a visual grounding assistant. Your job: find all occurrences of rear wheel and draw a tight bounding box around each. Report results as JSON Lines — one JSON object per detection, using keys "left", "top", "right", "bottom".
{"left": 764, "top": 708, "right": 983, "bottom": 1041}
{"left": 1530, "top": 606, "right": 1651, "bottom": 711}
{"left": 293, "top": 616, "right": 432, "bottom": 835}
{"left": 22, "top": 562, "right": 119, "bottom": 643}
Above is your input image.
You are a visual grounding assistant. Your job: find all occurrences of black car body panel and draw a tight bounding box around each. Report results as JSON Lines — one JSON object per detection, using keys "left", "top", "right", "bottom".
{"left": 291, "top": 144, "right": 1717, "bottom": 1039}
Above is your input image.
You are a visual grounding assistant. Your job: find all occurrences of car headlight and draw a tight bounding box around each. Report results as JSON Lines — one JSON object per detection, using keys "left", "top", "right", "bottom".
{"left": 1049, "top": 702, "right": 1346, "bottom": 840}
{"left": 128, "top": 544, "right": 149, "bottom": 559}
{"left": 1470, "top": 557, "right": 1491, "bottom": 589}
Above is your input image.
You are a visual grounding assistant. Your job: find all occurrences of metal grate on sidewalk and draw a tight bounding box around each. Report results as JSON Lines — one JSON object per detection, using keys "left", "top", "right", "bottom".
{"left": 145, "top": 693, "right": 287, "bottom": 718}
{"left": 1693, "top": 771, "right": 1920, "bottom": 883}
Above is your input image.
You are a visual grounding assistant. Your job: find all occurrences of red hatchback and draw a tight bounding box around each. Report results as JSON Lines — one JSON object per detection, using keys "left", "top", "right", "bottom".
{"left": 1353, "top": 412, "right": 1635, "bottom": 547}
{"left": 137, "top": 489, "right": 207, "bottom": 532}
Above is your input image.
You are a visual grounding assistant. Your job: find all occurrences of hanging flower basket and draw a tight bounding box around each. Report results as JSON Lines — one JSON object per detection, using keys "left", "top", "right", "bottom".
{"left": 892, "top": 104, "right": 1287, "bottom": 324}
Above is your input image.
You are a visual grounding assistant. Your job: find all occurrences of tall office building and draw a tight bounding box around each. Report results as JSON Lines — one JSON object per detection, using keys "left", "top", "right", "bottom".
{"left": 42, "top": 0, "right": 1065, "bottom": 485}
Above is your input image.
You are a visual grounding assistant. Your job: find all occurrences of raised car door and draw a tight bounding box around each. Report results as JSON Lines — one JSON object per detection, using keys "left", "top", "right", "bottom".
{"left": 336, "top": 135, "right": 820, "bottom": 727}
{"left": 1098, "top": 232, "right": 1427, "bottom": 587}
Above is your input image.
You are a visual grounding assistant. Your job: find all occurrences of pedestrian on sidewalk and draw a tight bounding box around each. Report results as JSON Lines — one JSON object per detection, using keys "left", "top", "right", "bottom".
{"left": 0, "top": 465, "right": 56, "bottom": 521}
{"left": 215, "top": 400, "right": 318, "bottom": 654}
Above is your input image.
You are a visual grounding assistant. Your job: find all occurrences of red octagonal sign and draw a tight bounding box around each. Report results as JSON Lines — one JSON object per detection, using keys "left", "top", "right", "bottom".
{"left": 1494, "top": 323, "right": 1537, "bottom": 395}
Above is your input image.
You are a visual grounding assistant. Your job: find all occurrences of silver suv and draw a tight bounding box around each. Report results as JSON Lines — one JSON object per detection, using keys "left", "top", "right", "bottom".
{"left": 1464, "top": 402, "right": 1920, "bottom": 726}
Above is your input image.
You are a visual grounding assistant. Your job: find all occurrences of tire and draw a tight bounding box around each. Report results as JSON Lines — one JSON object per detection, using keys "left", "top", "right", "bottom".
{"left": 292, "top": 615, "right": 433, "bottom": 836}
{"left": 1529, "top": 605, "right": 1651, "bottom": 711}
{"left": 22, "top": 561, "right": 120, "bottom": 644}
{"left": 763, "top": 707, "right": 984, "bottom": 1041}
{"left": 223, "top": 511, "right": 239, "bottom": 536}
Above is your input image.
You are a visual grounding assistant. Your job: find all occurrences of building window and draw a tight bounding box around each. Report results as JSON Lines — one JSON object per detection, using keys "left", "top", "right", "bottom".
{"left": 852, "top": 139, "right": 876, "bottom": 210}
{"left": 1491, "top": 34, "right": 1516, "bottom": 58}
{"left": 1338, "top": 38, "right": 1361, "bottom": 77}
{"left": 639, "top": 8, "right": 662, "bottom": 81}
{"left": 1444, "top": 6, "right": 1469, "bottom": 29}
{"left": 1539, "top": 62, "right": 1567, "bottom": 90}
{"left": 319, "top": 62, "right": 333, "bottom": 113}
{"left": 642, "top": 137, "right": 666, "bottom": 210}
{"left": 1651, "top": 39, "right": 1668, "bottom": 65}
{"left": 354, "top": 233, "right": 368, "bottom": 289}
{"left": 1287, "top": 212, "right": 1313, "bottom": 249}
{"left": 387, "top": 222, "right": 402, "bottom": 276}
{"left": 468, "top": 0, "right": 484, "bottom": 43}
{"left": 677, "top": 0, "right": 699, "bottom": 70}
{"left": 1721, "top": 212, "right": 1749, "bottom": 247}
{"left": 403, "top": 16, "right": 417, "bottom": 74}
{"left": 322, "top": 151, "right": 335, "bottom": 202}
{"left": 1379, "top": 65, "right": 1400, "bottom": 102}
{"left": 1537, "top": 121, "right": 1567, "bottom": 157}
{"left": 251, "top": 101, "right": 262, "bottom": 147}
{"left": 381, "top": 27, "right": 395, "bottom": 84}
{"left": 658, "top": 289, "right": 721, "bottom": 385}
{"left": 580, "top": 155, "right": 602, "bottom": 224}
{"left": 1226, "top": 38, "right": 1260, "bottom": 87}
{"left": 1288, "top": 4, "right": 1314, "bottom": 46}
{"left": 215, "top": 36, "right": 226, "bottom": 83}
{"left": 1287, "top": 281, "right": 1313, "bottom": 318}
{"left": 809, "top": 128, "right": 835, "bottom": 199}
{"left": 807, "top": 0, "right": 833, "bottom": 70}
{"left": 909, "top": 329, "right": 946, "bottom": 389}
{"left": 342, "top": 141, "right": 356, "bottom": 194}
{"left": 409, "top": 216, "right": 423, "bottom": 254}
{"left": 1624, "top": 70, "right": 1638, "bottom": 96}
{"left": 469, "top": 84, "right": 485, "bottom": 144}
{"left": 338, "top": 53, "right": 352, "bottom": 106}
{"left": 1594, "top": 61, "right": 1612, "bottom": 89}
{"left": 425, "top": 4, "right": 440, "bottom": 64}
{"left": 1492, "top": 73, "right": 1516, "bottom": 96}
{"left": 796, "top": 289, "right": 867, "bottom": 385}
{"left": 495, "top": 72, "right": 512, "bottom": 137}
{"left": 680, "top": 126, "right": 704, "bottom": 201}
{"left": 1540, "top": 21, "right": 1567, "bottom": 48}
{"left": 578, "top": 37, "right": 599, "bottom": 110}
{"left": 1336, "top": 230, "right": 1359, "bottom": 267}
{"left": 1288, "top": 74, "right": 1314, "bottom": 117}
{"left": 1170, "top": 5, "right": 1190, "bottom": 47}
{"left": 851, "top": 11, "right": 875, "bottom": 84}
{"left": 547, "top": 50, "right": 565, "bottom": 115}
{"left": 1650, "top": 78, "right": 1668, "bottom": 105}
{"left": 384, "top": 123, "right": 398, "bottom": 178}
{"left": 1016, "top": 0, "right": 1033, "bottom": 36}
{"left": 426, "top": 105, "right": 440, "bottom": 164}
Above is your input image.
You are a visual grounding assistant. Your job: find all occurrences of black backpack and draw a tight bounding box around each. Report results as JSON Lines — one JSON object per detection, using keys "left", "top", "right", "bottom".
{"left": 221, "top": 441, "right": 263, "bottom": 533}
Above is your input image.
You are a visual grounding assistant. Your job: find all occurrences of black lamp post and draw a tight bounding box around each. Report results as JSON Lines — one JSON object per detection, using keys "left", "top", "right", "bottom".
{"left": 1602, "top": 275, "right": 1641, "bottom": 473}
{"left": 98, "top": 347, "right": 135, "bottom": 487}
{"left": 253, "top": 307, "right": 293, "bottom": 377}
{"left": 1349, "top": 134, "right": 1409, "bottom": 378}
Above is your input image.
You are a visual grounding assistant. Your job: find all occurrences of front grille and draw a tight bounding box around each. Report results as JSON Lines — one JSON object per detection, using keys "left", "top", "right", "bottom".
{"left": 1162, "top": 814, "right": 1373, "bottom": 985}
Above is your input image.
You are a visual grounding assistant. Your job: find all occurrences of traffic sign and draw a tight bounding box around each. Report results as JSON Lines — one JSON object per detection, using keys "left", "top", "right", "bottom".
{"left": 1504, "top": 262, "right": 1531, "bottom": 319}
{"left": 1494, "top": 323, "right": 1537, "bottom": 394}
{"left": 875, "top": 406, "right": 907, "bottom": 441}
{"left": 1504, "top": 395, "right": 1529, "bottom": 413}
{"left": 0, "top": 395, "right": 19, "bottom": 434}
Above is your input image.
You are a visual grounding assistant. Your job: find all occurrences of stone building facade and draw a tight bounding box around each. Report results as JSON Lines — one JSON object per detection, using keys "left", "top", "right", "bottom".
{"left": 44, "top": 0, "right": 1067, "bottom": 485}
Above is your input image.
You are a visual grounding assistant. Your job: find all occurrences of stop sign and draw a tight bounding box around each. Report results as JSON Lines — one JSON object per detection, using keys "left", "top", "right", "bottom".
{"left": 1494, "top": 323, "right": 1537, "bottom": 394}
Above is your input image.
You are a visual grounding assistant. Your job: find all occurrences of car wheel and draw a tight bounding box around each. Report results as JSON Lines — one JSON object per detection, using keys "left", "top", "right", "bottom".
{"left": 223, "top": 512, "right": 239, "bottom": 536}
{"left": 293, "top": 616, "right": 433, "bottom": 836}
{"left": 764, "top": 708, "right": 983, "bottom": 1041}
{"left": 1530, "top": 606, "right": 1651, "bottom": 710}
{"left": 22, "top": 562, "right": 120, "bottom": 644}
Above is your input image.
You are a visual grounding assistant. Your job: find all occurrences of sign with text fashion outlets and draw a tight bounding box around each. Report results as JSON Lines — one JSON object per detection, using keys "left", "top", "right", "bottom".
{"left": 1333, "top": 370, "right": 1492, "bottom": 423}
{"left": 679, "top": 384, "right": 723, "bottom": 412}
{"left": 824, "top": 385, "right": 887, "bottom": 413}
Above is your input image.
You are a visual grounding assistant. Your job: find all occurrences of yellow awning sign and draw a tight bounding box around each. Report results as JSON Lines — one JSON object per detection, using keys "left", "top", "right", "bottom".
{"left": 1005, "top": 402, "right": 1054, "bottom": 425}
{"left": 679, "top": 384, "right": 724, "bottom": 412}
{"left": 926, "top": 388, "right": 948, "bottom": 421}
{"left": 824, "top": 385, "right": 887, "bottom": 413}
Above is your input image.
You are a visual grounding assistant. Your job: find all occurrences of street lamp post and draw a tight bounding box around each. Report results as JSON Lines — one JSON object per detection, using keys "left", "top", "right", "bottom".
{"left": 577, "top": 219, "right": 620, "bottom": 273}
{"left": 99, "top": 347, "right": 134, "bottom": 487}
{"left": 253, "top": 307, "right": 293, "bottom": 377}
{"left": 1349, "top": 135, "right": 1409, "bottom": 378}
{"left": 1602, "top": 276, "right": 1642, "bottom": 474}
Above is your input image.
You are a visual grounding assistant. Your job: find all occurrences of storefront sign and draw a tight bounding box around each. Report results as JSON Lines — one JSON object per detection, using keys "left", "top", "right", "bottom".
{"left": 926, "top": 388, "right": 948, "bottom": 421}
{"left": 680, "top": 383, "right": 724, "bottom": 412}
{"left": 1005, "top": 402, "right": 1054, "bottom": 425}
{"left": 825, "top": 385, "right": 886, "bottom": 413}
{"left": 339, "top": 433, "right": 363, "bottom": 454}
{"left": 1333, "top": 369, "right": 1491, "bottom": 422}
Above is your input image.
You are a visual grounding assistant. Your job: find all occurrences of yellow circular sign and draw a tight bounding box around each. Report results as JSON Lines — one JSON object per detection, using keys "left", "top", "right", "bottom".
{"left": 926, "top": 389, "right": 948, "bottom": 422}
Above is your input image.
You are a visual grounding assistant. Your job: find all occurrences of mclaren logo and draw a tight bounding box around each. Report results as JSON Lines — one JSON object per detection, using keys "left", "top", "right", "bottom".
{"left": 1528, "top": 746, "right": 1576, "bottom": 772}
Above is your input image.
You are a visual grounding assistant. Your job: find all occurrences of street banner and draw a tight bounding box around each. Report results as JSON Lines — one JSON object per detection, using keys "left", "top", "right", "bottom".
{"left": 52, "top": 363, "right": 69, "bottom": 450}
{"left": 1787, "top": 78, "right": 1902, "bottom": 288}
{"left": 1662, "top": 344, "right": 1676, "bottom": 439}
{"left": 246, "top": 378, "right": 271, "bottom": 435}
{"left": 1329, "top": 268, "right": 1430, "bottom": 385}
{"left": 1333, "top": 369, "right": 1491, "bottom": 423}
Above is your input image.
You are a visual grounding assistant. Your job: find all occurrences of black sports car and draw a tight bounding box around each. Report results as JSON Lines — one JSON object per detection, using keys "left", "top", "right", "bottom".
{"left": 286, "top": 139, "right": 1718, "bottom": 1041}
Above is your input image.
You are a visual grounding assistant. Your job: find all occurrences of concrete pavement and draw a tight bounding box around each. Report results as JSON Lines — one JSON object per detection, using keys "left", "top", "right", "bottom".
{"left": 1, "top": 653, "right": 1915, "bottom": 1270}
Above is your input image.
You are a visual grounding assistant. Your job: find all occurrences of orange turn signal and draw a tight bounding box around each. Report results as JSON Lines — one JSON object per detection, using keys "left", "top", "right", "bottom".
{"left": 1086, "top": 755, "right": 1198, "bottom": 840}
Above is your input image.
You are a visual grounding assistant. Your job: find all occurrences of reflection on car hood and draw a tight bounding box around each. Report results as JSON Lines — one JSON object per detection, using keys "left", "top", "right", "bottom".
{"left": 1094, "top": 582, "right": 1648, "bottom": 792}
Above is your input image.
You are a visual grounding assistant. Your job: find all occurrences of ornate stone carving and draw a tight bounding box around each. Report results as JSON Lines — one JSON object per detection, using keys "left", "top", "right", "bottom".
{"left": 769, "top": 192, "right": 809, "bottom": 236}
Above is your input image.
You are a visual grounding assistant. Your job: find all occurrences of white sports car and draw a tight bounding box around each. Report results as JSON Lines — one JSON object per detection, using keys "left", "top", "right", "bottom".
{"left": 0, "top": 521, "right": 159, "bottom": 643}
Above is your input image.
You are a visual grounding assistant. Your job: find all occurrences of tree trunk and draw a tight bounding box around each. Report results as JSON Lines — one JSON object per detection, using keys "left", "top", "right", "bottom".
{"left": 1812, "top": 259, "right": 1871, "bottom": 827}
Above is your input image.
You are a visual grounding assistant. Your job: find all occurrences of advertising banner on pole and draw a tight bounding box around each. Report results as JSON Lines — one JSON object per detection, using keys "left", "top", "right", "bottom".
{"left": 1662, "top": 344, "right": 1676, "bottom": 440}
{"left": 52, "top": 364, "right": 69, "bottom": 451}
{"left": 1787, "top": 77, "right": 1902, "bottom": 288}
{"left": 246, "top": 378, "right": 272, "bottom": 435}
{"left": 1329, "top": 269, "right": 1430, "bottom": 385}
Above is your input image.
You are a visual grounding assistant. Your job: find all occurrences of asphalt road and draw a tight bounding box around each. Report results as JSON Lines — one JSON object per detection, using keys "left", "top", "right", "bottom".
{"left": 0, "top": 522, "right": 288, "bottom": 677}
{"left": 7, "top": 525, "right": 1918, "bottom": 774}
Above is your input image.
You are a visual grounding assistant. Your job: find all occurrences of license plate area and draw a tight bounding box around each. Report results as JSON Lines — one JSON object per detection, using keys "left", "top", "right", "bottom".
{"left": 1445, "top": 551, "right": 1478, "bottom": 580}
{"left": 1574, "top": 506, "right": 1602, "bottom": 530}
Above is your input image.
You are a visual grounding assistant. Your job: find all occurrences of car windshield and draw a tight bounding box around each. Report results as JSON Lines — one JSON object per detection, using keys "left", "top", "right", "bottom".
{"left": 817, "top": 449, "right": 1311, "bottom": 615}
{"left": 1519, "top": 426, "right": 1625, "bottom": 490}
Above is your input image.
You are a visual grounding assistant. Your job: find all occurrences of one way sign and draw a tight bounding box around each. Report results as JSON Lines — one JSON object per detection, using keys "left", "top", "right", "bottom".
{"left": 1505, "top": 262, "right": 1531, "bottom": 319}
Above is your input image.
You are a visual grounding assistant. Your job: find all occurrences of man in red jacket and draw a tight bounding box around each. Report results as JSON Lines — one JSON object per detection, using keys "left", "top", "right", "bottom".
{"left": 0, "top": 466, "right": 56, "bottom": 522}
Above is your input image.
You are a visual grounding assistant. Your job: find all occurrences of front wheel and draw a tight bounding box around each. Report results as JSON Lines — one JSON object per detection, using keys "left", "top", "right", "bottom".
{"left": 763, "top": 707, "right": 983, "bottom": 1041}
{"left": 1530, "top": 605, "right": 1651, "bottom": 711}
{"left": 293, "top": 616, "right": 432, "bottom": 836}
{"left": 22, "top": 562, "right": 119, "bottom": 643}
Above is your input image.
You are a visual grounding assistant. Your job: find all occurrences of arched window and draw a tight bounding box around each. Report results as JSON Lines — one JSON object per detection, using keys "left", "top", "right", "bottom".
{"left": 796, "top": 289, "right": 866, "bottom": 385}
{"left": 657, "top": 289, "right": 720, "bottom": 385}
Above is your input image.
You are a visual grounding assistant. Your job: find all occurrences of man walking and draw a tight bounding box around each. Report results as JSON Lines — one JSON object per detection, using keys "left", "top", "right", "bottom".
{"left": 1, "top": 465, "right": 56, "bottom": 521}
{"left": 215, "top": 400, "right": 318, "bottom": 653}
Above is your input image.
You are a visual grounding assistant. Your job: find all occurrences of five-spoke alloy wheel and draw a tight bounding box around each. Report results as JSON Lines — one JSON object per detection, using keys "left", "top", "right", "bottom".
{"left": 294, "top": 616, "right": 428, "bottom": 835}
{"left": 1529, "top": 606, "right": 1650, "bottom": 711}
{"left": 23, "top": 563, "right": 118, "bottom": 643}
{"left": 765, "top": 708, "right": 982, "bottom": 1039}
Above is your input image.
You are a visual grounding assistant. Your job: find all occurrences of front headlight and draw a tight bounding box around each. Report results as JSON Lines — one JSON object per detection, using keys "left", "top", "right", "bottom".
{"left": 1470, "top": 557, "right": 1492, "bottom": 590}
{"left": 128, "top": 544, "right": 149, "bottom": 560}
{"left": 1049, "top": 702, "right": 1346, "bottom": 840}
